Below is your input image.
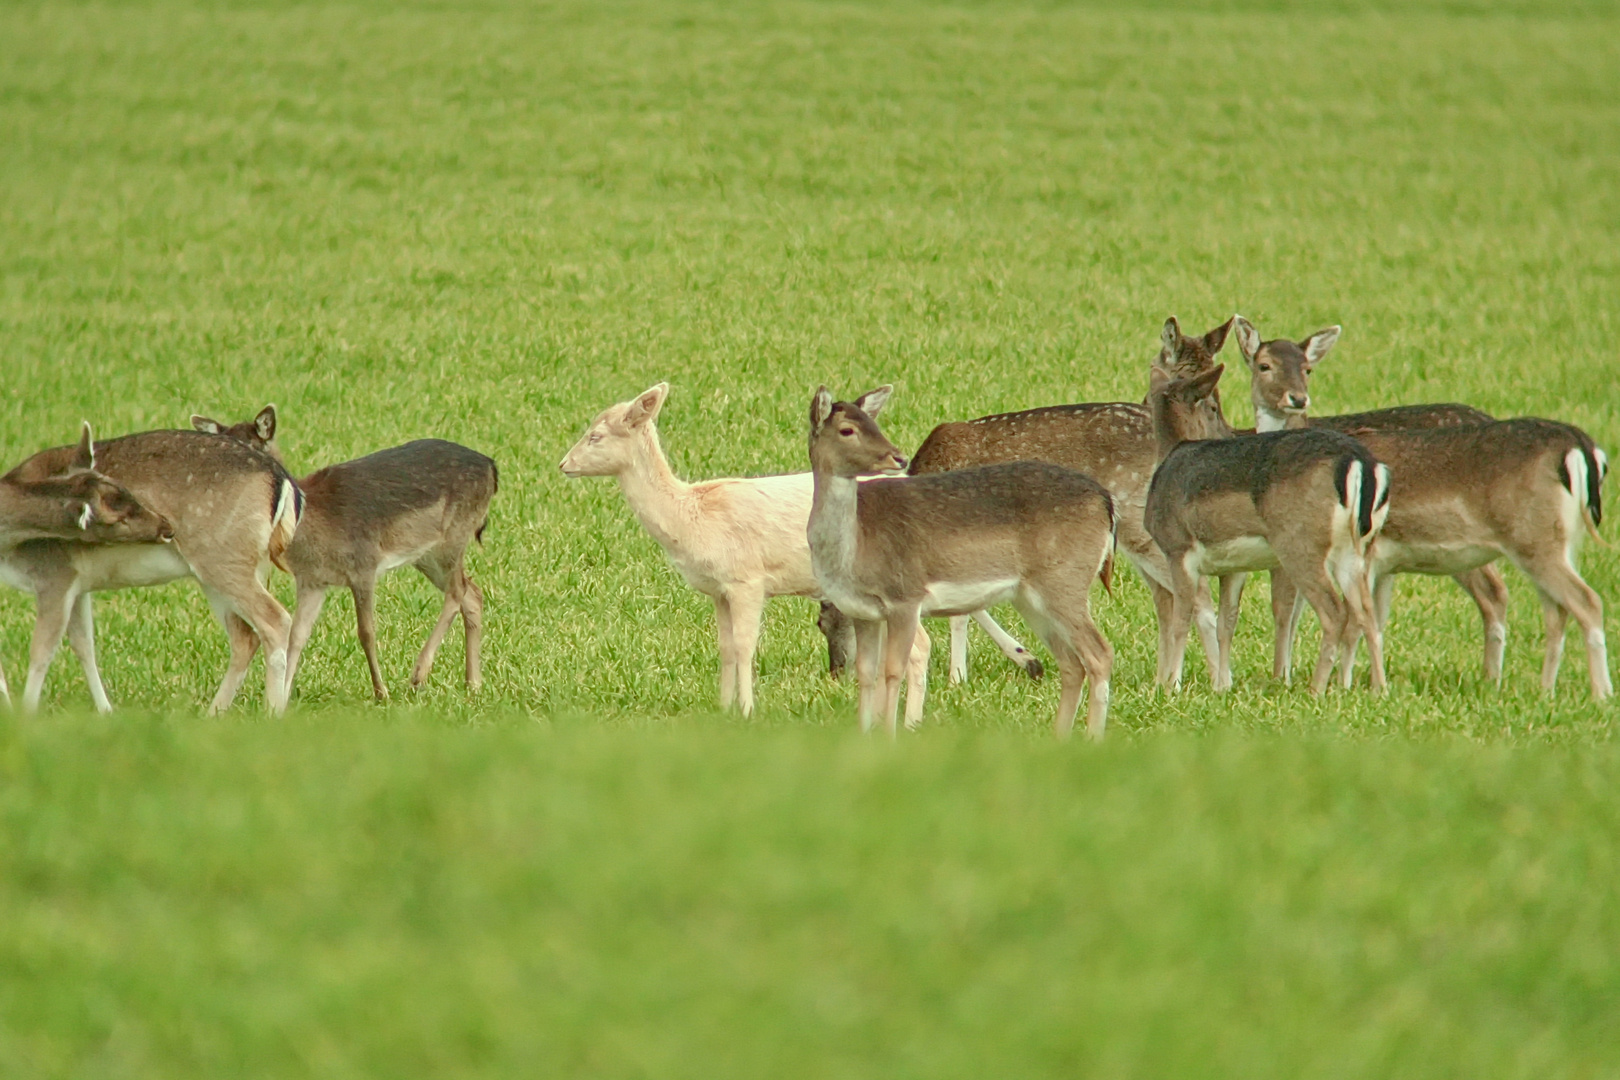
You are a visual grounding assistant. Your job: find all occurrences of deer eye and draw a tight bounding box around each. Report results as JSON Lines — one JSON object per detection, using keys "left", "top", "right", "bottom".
{"left": 588, "top": 432, "right": 602, "bottom": 444}
{"left": 1258, "top": 364, "right": 1271, "bottom": 372}
{"left": 838, "top": 427, "right": 857, "bottom": 437}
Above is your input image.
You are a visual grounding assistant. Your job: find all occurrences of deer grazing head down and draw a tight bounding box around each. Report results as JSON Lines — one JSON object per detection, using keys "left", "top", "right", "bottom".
{"left": 807, "top": 385, "right": 905, "bottom": 478}
{"left": 1233, "top": 316, "right": 1341, "bottom": 431}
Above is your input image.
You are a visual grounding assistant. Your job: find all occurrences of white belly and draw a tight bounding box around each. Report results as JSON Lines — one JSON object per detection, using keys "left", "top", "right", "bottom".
{"left": 1189, "top": 536, "right": 1277, "bottom": 576}
{"left": 921, "top": 578, "right": 1018, "bottom": 617}
{"left": 1371, "top": 538, "right": 1498, "bottom": 578}
{"left": 74, "top": 544, "right": 193, "bottom": 589}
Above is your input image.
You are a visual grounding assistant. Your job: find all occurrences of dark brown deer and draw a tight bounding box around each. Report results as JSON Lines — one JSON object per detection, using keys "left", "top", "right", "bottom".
{"left": 1144, "top": 366, "right": 1390, "bottom": 695}
{"left": 0, "top": 424, "right": 175, "bottom": 704}
{"left": 3, "top": 427, "right": 300, "bottom": 713}
{"left": 819, "top": 316, "right": 1235, "bottom": 690}
{"left": 808, "top": 386, "right": 1116, "bottom": 739}
{"left": 192, "top": 407, "right": 496, "bottom": 701}
{"left": 1233, "top": 315, "right": 1509, "bottom": 683}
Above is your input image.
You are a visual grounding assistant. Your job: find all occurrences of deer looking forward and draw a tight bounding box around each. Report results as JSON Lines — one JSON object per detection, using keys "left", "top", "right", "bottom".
{"left": 808, "top": 386, "right": 1115, "bottom": 738}
{"left": 1232, "top": 315, "right": 1511, "bottom": 683}
{"left": 0, "top": 424, "right": 175, "bottom": 703}
{"left": 561, "top": 383, "right": 927, "bottom": 720}
{"left": 817, "top": 316, "right": 1236, "bottom": 690}
{"left": 2, "top": 426, "right": 300, "bottom": 713}
{"left": 1144, "top": 366, "right": 1390, "bottom": 695}
{"left": 192, "top": 406, "right": 497, "bottom": 701}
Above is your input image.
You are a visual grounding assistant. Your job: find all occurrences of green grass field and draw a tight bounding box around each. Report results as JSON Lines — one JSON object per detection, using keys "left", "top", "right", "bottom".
{"left": 3, "top": 0, "right": 1619, "bottom": 1075}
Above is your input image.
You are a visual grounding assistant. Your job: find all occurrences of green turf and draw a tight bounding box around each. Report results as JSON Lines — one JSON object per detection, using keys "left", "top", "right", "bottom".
{"left": 1, "top": 0, "right": 1617, "bottom": 1074}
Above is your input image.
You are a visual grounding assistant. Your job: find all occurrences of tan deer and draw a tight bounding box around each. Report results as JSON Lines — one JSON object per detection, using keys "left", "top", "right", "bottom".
{"left": 1233, "top": 315, "right": 1511, "bottom": 683}
{"left": 0, "top": 424, "right": 175, "bottom": 703}
{"left": 818, "top": 316, "right": 1236, "bottom": 690}
{"left": 191, "top": 406, "right": 497, "bottom": 701}
{"left": 2, "top": 427, "right": 300, "bottom": 713}
{"left": 561, "top": 383, "right": 928, "bottom": 720}
{"left": 808, "top": 386, "right": 1116, "bottom": 739}
{"left": 1145, "top": 366, "right": 1391, "bottom": 695}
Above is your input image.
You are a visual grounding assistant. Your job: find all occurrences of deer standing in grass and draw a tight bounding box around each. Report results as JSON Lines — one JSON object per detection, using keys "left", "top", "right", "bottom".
{"left": 192, "top": 406, "right": 497, "bottom": 701}
{"left": 561, "top": 383, "right": 928, "bottom": 720}
{"left": 1232, "top": 315, "right": 1511, "bottom": 684}
{"left": 817, "top": 316, "right": 1236, "bottom": 690}
{"left": 0, "top": 425, "right": 176, "bottom": 703}
{"left": 2, "top": 427, "right": 300, "bottom": 713}
{"left": 1144, "top": 366, "right": 1390, "bottom": 694}
{"left": 808, "top": 386, "right": 1116, "bottom": 738}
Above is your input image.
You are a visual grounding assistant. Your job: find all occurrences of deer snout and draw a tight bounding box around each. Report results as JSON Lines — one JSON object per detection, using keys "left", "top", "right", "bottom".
{"left": 157, "top": 517, "right": 176, "bottom": 543}
{"left": 889, "top": 453, "right": 909, "bottom": 472}
{"left": 1285, "top": 393, "right": 1309, "bottom": 412}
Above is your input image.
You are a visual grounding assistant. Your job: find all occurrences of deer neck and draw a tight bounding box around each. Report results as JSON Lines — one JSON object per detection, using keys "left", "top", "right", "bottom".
{"left": 808, "top": 460, "right": 861, "bottom": 588}
{"left": 0, "top": 482, "right": 75, "bottom": 546}
{"left": 614, "top": 426, "right": 693, "bottom": 551}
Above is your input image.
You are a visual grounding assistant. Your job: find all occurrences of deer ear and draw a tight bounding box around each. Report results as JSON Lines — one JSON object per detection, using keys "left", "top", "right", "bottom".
{"left": 626, "top": 382, "right": 670, "bottom": 427}
{"left": 191, "top": 415, "right": 223, "bottom": 435}
{"left": 855, "top": 385, "right": 894, "bottom": 418}
{"left": 255, "top": 405, "right": 278, "bottom": 442}
{"left": 1149, "top": 363, "right": 1173, "bottom": 395}
{"left": 1186, "top": 364, "right": 1225, "bottom": 402}
{"left": 1300, "top": 326, "right": 1341, "bottom": 368}
{"left": 1203, "top": 316, "right": 1235, "bottom": 355}
{"left": 810, "top": 387, "right": 833, "bottom": 430}
{"left": 1233, "top": 316, "right": 1263, "bottom": 366}
{"left": 1161, "top": 317, "right": 1181, "bottom": 357}
{"left": 74, "top": 422, "right": 96, "bottom": 471}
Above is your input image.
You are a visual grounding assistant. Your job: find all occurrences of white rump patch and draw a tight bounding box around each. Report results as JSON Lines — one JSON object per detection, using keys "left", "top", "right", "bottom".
{"left": 77, "top": 503, "right": 93, "bottom": 530}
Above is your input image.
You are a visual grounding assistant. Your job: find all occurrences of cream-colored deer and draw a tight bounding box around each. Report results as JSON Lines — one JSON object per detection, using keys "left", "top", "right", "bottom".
{"left": 2, "top": 427, "right": 300, "bottom": 713}
{"left": 1144, "top": 366, "right": 1390, "bottom": 694}
{"left": 561, "top": 383, "right": 927, "bottom": 719}
{"left": 192, "top": 406, "right": 497, "bottom": 701}
{"left": 808, "top": 386, "right": 1116, "bottom": 739}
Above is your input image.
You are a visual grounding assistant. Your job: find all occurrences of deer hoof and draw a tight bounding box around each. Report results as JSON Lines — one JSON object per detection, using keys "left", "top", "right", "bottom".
{"left": 1023, "top": 657, "right": 1045, "bottom": 681}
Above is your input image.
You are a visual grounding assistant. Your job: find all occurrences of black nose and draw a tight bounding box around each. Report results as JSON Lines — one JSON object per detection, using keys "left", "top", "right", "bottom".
{"left": 1288, "top": 394, "right": 1308, "bottom": 409}
{"left": 892, "top": 454, "right": 909, "bottom": 471}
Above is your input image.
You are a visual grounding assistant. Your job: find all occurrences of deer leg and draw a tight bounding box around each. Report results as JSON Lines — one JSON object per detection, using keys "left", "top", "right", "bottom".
{"left": 205, "top": 608, "right": 261, "bottom": 715}
{"left": 970, "top": 609, "right": 1043, "bottom": 680}
{"left": 0, "top": 656, "right": 8, "bottom": 705}
{"left": 460, "top": 578, "right": 484, "bottom": 693}
{"left": 948, "top": 615, "right": 970, "bottom": 684}
{"left": 1161, "top": 559, "right": 1198, "bottom": 692}
{"left": 853, "top": 619, "right": 884, "bottom": 732}
{"left": 1214, "top": 573, "right": 1247, "bottom": 692}
{"left": 351, "top": 581, "right": 388, "bottom": 703}
{"left": 728, "top": 586, "right": 765, "bottom": 718}
{"left": 1340, "top": 563, "right": 1385, "bottom": 694}
{"left": 904, "top": 624, "right": 931, "bottom": 731}
{"left": 64, "top": 592, "right": 112, "bottom": 714}
{"left": 286, "top": 585, "right": 329, "bottom": 693}
{"left": 411, "top": 558, "right": 463, "bottom": 690}
{"left": 818, "top": 601, "right": 855, "bottom": 680}
{"left": 1522, "top": 554, "right": 1609, "bottom": 700}
{"left": 1191, "top": 578, "right": 1220, "bottom": 684}
{"left": 22, "top": 582, "right": 77, "bottom": 713}
{"left": 882, "top": 607, "right": 920, "bottom": 738}
{"left": 713, "top": 594, "right": 736, "bottom": 711}
{"left": 1271, "top": 569, "right": 1306, "bottom": 684}
{"left": 1145, "top": 579, "right": 1176, "bottom": 687}
{"left": 1289, "top": 570, "right": 1350, "bottom": 696}
{"left": 1455, "top": 565, "right": 1509, "bottom": 684}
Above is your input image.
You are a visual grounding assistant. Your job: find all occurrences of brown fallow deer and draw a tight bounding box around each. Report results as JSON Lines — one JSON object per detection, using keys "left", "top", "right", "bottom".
{"left": 1231, "top": 315, "right": 1511, "bottom": 684}
{"left": 817, "top": 316, "right": 1237, "bottom": 690}
{"left": 561, "top": 383, "right": 928, "bottom": 721}
{"left": 0, "top": 424, "right": 176, "bottom": 703}
{"left": 192, "top": 406, "right": 497, "bottom": 702}
{"left": 808, "top": 386, "right": 1116, "bottom": 739}
{"left": 1144, "top": 366, "right": 1391, "bottom": 695}
{"left": 2, "top": 426, "right": 300, "bottom": 713}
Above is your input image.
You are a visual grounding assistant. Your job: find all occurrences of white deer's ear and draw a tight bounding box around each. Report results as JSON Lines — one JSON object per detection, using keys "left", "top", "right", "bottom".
{"left": 1161, "top": 317, "right": 1181, "bottom": 357}
{"left": 1233, "top": 316, "right": 1262, "bottom": 365}
{"left": 626, "top": 382, "right": 670, "bottom": 427}
{"left": 855, "top": 385, "right": 893, "bottom": 418}
{"left": 191, "top": 415, "right": 223, "bottom": 435}
{"left": 255, "top": 405, "right": 278, "bottom": 442}
{"left": 74, "top": 422, "right": 96, "bottom": 471}
{"left": 1300, "top": 326, "right": 1341, "bottom": 368}
{"left": 810, "top": 387, "right": 833, "bottom": 430}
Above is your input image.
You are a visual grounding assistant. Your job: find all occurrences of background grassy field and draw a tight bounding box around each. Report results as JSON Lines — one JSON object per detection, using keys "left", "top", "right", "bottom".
{"left": 2, "top": 0, "right": 1618, "bottom": 1075}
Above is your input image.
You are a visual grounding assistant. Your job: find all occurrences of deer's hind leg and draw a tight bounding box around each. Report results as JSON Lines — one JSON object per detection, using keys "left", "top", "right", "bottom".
{"left": 22, "top": 579, "right": 78, "bottom": 713}
{"left": 1286, "top": 565, "right": 1351, "bottom": 696}
{"left": 350, "top": 579, "right": 389, "bottom": 702}
{"left": 1518, "top": 551, "right": 1610, "bottom": 700}
{"left": 1455, "top": 565, "right": 1510, "bottom": 684}
{"left": 202, "top": 572, "right": 292, "bottom": 714}
{"left": 64, "top": 593, "right": 113, "bottom": 714}
{"left": 412, "top": 552, "right": 475, "bottom": 691}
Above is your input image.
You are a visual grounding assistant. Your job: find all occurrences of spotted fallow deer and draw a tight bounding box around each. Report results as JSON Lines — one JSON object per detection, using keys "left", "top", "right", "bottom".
{"left": 808, "top": 386, "right": 1116, "bottom": 739}
{"left": 191, "top": 406, "right": 497, "bottom": 701}
{"left": 2, "top": 427, "right": 300, "bottom": 713}
{"left": 818, "top": 316, "right": 1236, "bottom": 690}
{"left": 1144, "top": 366, "right": 1391, "bottom": 694}
{"left": 0, "top": 424, "right": 175, "bottom": 703}
{"left": 561, "top": 383, "right": 928, "bottom": 720}
{"left": 1231, "top": 315, "right": 1510, "bottom": 683}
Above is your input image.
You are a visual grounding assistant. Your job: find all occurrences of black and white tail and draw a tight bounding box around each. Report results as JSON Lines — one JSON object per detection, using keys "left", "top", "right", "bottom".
{"left": 1336, "top": 455, "right": 1391, "bottom": 553}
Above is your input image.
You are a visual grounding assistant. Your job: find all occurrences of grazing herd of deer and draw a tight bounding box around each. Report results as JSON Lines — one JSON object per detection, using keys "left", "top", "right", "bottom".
{"left": 0, "top": 314, "right": 1607, "bottom": 735}
{"left": 562, "top": 316, "right": 1611, "bottom": 739}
